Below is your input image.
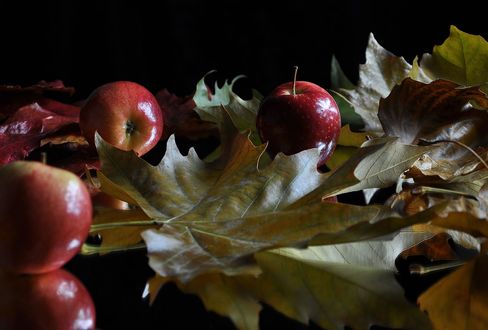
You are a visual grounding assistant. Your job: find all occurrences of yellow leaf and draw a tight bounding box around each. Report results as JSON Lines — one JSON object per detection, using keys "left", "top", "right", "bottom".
{"left": 419, "top": 255, "right": 488, "bottom": 330}
{"left": 337, "top": 124, "right": 368, "bottom": 147}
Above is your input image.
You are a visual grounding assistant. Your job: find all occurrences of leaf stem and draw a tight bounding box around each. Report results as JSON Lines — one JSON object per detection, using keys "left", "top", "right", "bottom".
{"left": 412, "top": 186, "right": 472, "bottom": 197}
{"left": 292, "top": 66, "right": 298, "bottom": 95}
{"left": 90, "top": 220, "right": 165, "bottom": 233}
{"left": 423, "top": 139, "right": 488, "bottom": 170}
{"left": 409, "top": 260, "right": 466, "bottom": 275}
{"left": 80, "top": 242, "right": 146, "bottom": 255}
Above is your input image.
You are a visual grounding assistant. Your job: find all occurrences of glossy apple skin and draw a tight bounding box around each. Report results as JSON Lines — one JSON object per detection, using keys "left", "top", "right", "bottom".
{"left": 0, "top": 161, "right": 92, "bottom": 274}
{"left": 79, "top": 81, "right": 164, "bottom": 156}
{"left": 0, "top": 269, "right": 96, "bottom": 330}
{"left": 256, "top": 81, "right": 341, "bottom": 165}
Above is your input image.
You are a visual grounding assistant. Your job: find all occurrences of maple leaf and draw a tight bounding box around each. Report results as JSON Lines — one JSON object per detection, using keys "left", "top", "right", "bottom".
{"left": 379, "top": 78, "right": 488, "bottom": 164}
{"left": 146, "top": 273, "right": 261, "bottom": 330}
{"left": 92, "top": 125, "right": 452, "bottom": 283}
{"left": 146, "top": 229, "right": 439, "bottom": 330}
{"left": 418, "top": 254, "right": 488, "bottom": 330}
{"left": 193, "top": 73, "right": 263, "bottom": 148}
{"left": 421, "top": 25, "right": 488, "bottom": 93}
{"left": 334, "top": 34, "right": 430, "bottom": 134}
{"left": 311, "top": 137, "right": 432, "bottom": 199}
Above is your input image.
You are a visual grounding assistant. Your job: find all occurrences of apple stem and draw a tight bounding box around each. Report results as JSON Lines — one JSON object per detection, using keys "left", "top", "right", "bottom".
{"left": 292, "top": 66, "right": 298, "bottom": 95}
{"left": 41, "top": 152, "right": 47, "bottom": 165}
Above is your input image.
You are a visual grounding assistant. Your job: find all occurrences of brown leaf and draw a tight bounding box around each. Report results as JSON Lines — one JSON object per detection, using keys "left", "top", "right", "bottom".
{"left": 387, "top": 189, "right": 430, "bottom": 216}
{"left": 40, "top": 132, "right": 89, "bottom": 147}
{"left": 90, "top": 207, "right": 153, "bottom": 250}
{"left": 398, "top": 232, "right": 458, "bottom": 263}
{"left": 388, "top": 187, "right": 488, "bottom": 237}
{"left": 378, "top": 78, "right": 488, "bottom": 163}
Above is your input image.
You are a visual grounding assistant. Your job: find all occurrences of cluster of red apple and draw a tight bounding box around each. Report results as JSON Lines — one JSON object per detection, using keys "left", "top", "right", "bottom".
{"left": 0, "top": 72, "right": 340, "bottom": 329}
{"left": 0, "top": 81, "right": 165, "bottom": 329}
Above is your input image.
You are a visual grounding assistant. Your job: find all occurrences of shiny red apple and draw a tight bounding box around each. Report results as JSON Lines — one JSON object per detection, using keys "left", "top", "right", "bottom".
{"left": 256, "top": 75, "right": 341, "bottom": 166}
{"left": 0, "top": 269, "right": 96, "bottom": 330}
{"left": 0, "top": 161, "right": 92, "bottom": 274}
{"left": 79, "top": 81, "right": 164, "bottom": 156}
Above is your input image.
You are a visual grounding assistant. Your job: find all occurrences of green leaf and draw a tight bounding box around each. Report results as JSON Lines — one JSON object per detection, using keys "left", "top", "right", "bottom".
{"left": 330, "top": 55, "right": 355, "bottom": 90}
{"left": 330, "top": 56, "right": 364, "bottom": 129}
{"left": 193, "top": 73, "right": 263, "bottom": 147}
{"left": 421, "top": 26, "right": 488, "bottom": 93}
{"left": 419, "top": 254, "right": 488, "bottom": 330}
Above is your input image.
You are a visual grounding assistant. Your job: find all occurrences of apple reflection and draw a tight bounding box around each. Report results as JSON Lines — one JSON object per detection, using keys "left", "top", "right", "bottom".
{"left": 0, "top": 268, "right": 95, "bottom": 330}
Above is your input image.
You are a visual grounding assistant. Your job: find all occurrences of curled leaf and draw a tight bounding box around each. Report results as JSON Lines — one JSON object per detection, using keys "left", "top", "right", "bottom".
{"left": 193, "top": 73, "right": 262, "bottom": 147}
{"left": 0, "top": 101, "right": 79, "bottom": 164}
{"left": 310, "top": 137, "right": 432, "bottom": 199}
{"left": 337, "top": 34, "right": 429, "bottom": 134}
{"left": 379, "top": 79, "right": 488, "bottom": 151}
{"left": 245, "top": 250, "right": 432, "bottom": 330}
{"left": 421, "top": 25, "right": 488, "bottom": 93}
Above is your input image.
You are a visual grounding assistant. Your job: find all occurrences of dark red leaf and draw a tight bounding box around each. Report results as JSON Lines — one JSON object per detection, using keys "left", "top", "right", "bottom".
{"left": 156, "top": 89, "right": 218, "bottom": 140}
{"left": 0, "top": 101, "right": 79, "bottom": 164}
{"left": 0, "top": 80, "right": 75, "bottom": 118}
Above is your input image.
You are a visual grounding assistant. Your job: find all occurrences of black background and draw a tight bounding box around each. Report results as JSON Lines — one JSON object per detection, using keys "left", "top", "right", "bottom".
{"left": 2, "top": 0, "right": 487, "bottom": 98}
{"left": 1, "top": 1, "right": 487, "bottom": 329}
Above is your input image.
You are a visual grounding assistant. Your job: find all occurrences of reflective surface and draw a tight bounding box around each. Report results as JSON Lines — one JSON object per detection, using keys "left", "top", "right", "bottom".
{"left": 63, "top": 250, "right": 326, "bottom": 330}
{"left": 0, "top": 268, "right": 95, "bottom": 330}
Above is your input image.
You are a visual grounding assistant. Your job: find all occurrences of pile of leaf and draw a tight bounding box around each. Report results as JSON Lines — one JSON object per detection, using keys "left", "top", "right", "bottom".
{"left": 84, "top": 25, "right": 488, "bottom": 329}
{"left": 5, "top": 26, "right": 488, "bottom": 329}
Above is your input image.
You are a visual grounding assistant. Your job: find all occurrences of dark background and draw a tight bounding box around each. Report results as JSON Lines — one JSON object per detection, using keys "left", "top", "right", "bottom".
{"left": 1, "top": 0, "right": 487, "bottom": 98}
{"left": 1, "top": 1, "right": 487, "bottom": 329}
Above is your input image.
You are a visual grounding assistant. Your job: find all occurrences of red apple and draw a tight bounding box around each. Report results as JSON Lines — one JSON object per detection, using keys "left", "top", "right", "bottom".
{"left": 0, "top": 269, "right": 96, "bottom": 330}
{"left": 0, "top": 161, "right": 92, "bottom": 274}
{"left": 79, "top": 81, "right": 164, "bottom": 156}
{"left": 256, "top": 75, "right": 341, "bottom": 167}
